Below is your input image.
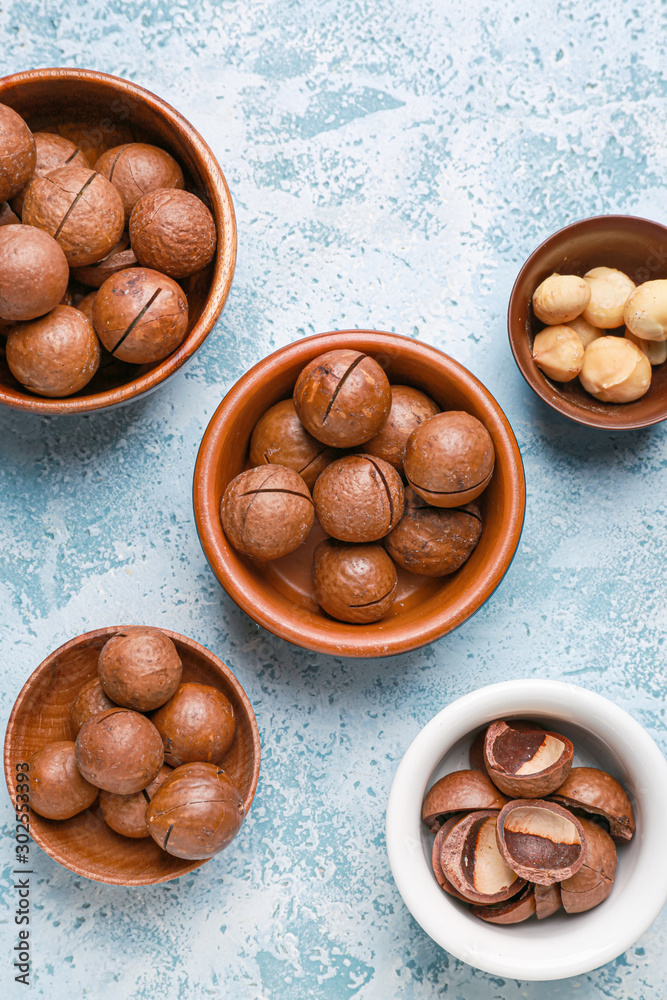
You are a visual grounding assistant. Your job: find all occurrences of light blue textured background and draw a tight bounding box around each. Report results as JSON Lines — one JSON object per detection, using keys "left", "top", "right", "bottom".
{"left": 1, "top": 1, "right": 666, "bottom": 997}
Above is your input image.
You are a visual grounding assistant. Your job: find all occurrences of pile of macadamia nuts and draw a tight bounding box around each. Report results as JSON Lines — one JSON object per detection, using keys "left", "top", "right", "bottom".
{"left": 28, "top": 627, "right": 245, "bottom": 862}
{"left": 219, "top": 348, "right": 495, "bottom": 624}
{"left": 531, "top": 268, "right": 667, "bottom": 403}
{"left": 0, "top": 102, "right": 217, "bottom": 398}
{"left": 422, "top": 718, "right": 635, "bottom": 924}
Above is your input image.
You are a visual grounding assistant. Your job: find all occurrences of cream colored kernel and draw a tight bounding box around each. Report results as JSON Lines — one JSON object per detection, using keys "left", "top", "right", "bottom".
{"left": 532, "top": 273, "right": 591, "bottom": 325}
{"left": 582, "top": 267, "right": 636, "bottom": 329}
{"left": 532, "top": 325, "right": 584, "bottom": 382}
{"left": 623, "top": 280, "right": 667, "bottom": 342}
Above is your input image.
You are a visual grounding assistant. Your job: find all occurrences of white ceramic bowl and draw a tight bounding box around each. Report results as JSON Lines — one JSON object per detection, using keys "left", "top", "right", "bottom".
{"left": 386, "top": 679, "right": 667, "bottom": 981}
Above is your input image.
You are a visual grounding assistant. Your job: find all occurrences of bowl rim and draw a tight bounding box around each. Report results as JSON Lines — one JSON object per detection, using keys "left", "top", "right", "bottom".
{"left": 3, "top": 624, "right": 261, "bottom": 885}
{"left": 508, "top": 213, "right": 667, "bottom": 430}
{"left": 193, "top": 330, "right": 526, "bottom": 657}
{"left": 385, "top": 678, "right": 667, "bottom": 980}
{"left": 0, "top": 66, "right": 237, "bottom": 415}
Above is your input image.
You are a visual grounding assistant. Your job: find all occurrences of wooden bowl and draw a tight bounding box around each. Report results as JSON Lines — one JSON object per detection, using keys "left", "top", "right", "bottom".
{"left": 0, "top": 68, "right": 236, "bottom": 414}
{"left": 3, "top": 626, "right": 260, "bottom": 885}
{"left": 194, "top": 331, "right": 525, "bottom": 657}
{"left": 508, "top": 215, "right": 667, "bottom": 430}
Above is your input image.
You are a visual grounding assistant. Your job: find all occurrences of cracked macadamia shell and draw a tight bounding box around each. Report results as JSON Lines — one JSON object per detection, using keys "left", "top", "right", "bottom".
{"left": 550, "top": 766, "right": 635, "bottom": 840}
{"left": 421, "top": 769, "right": 508, "bottom": 831}
{"left": 312, "top": 539, "right": 398, "bottom": 623}
{"left": 403, "top": 411, "right": 495, "bottom": 507}
{"left": 151, "top": 682, "right": 236, "bottom": 767}
{"left": 471, "top": 884, "right": 537, "bottom": 924}
{"left": 293, "top": 349, "right": 392, "bottom": 447}
{"left": 623, "top": 279, "right": 667, "bottom": 342}
{"left": 96, "top": 143, "right": 184, "bottom": 219}
{"left": 70, "top": 676, "right": 118, "bottom": 737}
{"left": 385, "top": 487, "right": 482, "bottom": 577}
{"left": 532, "top": 273, "right": 591, "bottom": 325}
{"left": 249, "top": 398, "right": 336, "bottom": 488}
{"left": 11, "top": 131, "right": 88, "bottom": 215}
{"left": 560, "top": 816, "right": 618, "bottom": 913}
{"left": 579, "top": 336, "right": 651, "bottom": 403}
{"left": 22, "top": 164, "right": 125, "bottom": 266}
{"left": 496, "top": 799, "right": 585, "bottom": 886}
{"left": 534, "top": 882, "right": 562, "bottom": 919}
{"left": 92, "top": 266, "right": 189, "bottom": 364}
{"left": 582, "top": 267, "right": 636, "bottom": 329}
{"left": 129, "top": 188, "right": 217, "bottom": 278}
{"left": 221, "top": 464, "right": 314, "bottom": 561}
{"left": 362, "top": 384, "right": 440, "bottom": 472}
{"left": 431, "top": 818, "right": 472, "bottom": 901}
{"left": 27, "top": 740, "right": 99, "bottom": 820}
{"left": 313, "top": 454, "right": 404, "bottom": 543}
{"left": 146, "top": 762, "right": 245, "bottom": 860}
{"left": 532, "top": 325, "right": 584, "bottom": 382}
{"left": 98, "top": 626, "right": 183, "bottom": 712}
{"left": 6, "top": 304, "right": 101, "bottom": 398}
{"left": 75, "top": 707, "right": 164, "bottom": 794}
{"left": 440, "top": 809, "right": 526, "bottom": 904}
{"left": 0, "top": 224, "right": 69, "bottom": 321}
{"left": 0, "top": 103, "right": 35, "bottom": 203}
{"left": 483, "top": 719, "right": 573, "bottom": 798}
{"left": 99, "top": 764, "right": 172, "bottom": 839}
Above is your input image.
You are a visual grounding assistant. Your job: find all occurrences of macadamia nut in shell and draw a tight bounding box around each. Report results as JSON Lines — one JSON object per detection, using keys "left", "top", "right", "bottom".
{"left": 403, "top": 411, "right": 495, "bottom": 507}
{"left": 249, "top": 399, "right": 336, "bottom": 488}
{"left": 7, "top": 304, "right": 101, "bottom": 398}
{"left": 0, "top": 224, "right": 69, "bottom": 321}
{"left": 385, "top": 488, "right": 482, "bottom": 576}
{"left": 75, "top": 707, "right": 164, "bottom": 794}
{"left": 96, "top": 143, "right": 184, "bottom": 219}
{"left": 362, "top": 385, "right": 440, "bottom": 472}
{"left": 221, "top": 465, "right": 314, "bottom": 561}
{"left": 0, "top": 103, "right": 35, "bottom": 203}
{"left": 151, "top": 682, "right": 236, "bottom": 766}
{"left": 130, "top": 188, "right": 217, "bottom": 278}
{"left": 98, "top": 626, "right": 183, "bottom": 711}
{"left": 312, "top": 539, "right": 398, "bottom": 623}
{"left": 313, "top": 454, "right": 404, "bottom": 542}
{"left": 28, "top": 741, "right": 98, "bottom": 820}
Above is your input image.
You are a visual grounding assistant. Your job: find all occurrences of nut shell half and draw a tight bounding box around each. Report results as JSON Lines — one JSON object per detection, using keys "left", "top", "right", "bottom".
{"left": 484, "top": 719, "right": 573, "bottom": 798}
{"left": 421, "top": 769, "right": 508, "bottom": 832}
{"left": 440, "top": 809, "right": 526, "bottom": 904}
{"left": 550, "top": 766, "right": 635, "bottom": 840}
{"left": 471, "top": 884, "right": 536, "bottom": 924}
{"left": 560, "top": 817, "right": 618, "bottom": 913}
{"left": 431, "top": 817, "right": 471, "bottom": 901}
{"left": 496, "top": 799, "right": 586, "bottom": 886}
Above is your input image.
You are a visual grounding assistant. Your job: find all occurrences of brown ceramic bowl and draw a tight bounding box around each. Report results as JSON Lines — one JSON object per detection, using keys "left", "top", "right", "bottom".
{"left": 194, "top": 331, "right": 525, "bottom": 657}
{"left": 0, "top": 67, "right": 236, "bottom": 414}
{"left": 509, "top": 215, "right": 667, "bottom": 430}
{"left": 3, "top": 626, "right": 260, "bottom": 885}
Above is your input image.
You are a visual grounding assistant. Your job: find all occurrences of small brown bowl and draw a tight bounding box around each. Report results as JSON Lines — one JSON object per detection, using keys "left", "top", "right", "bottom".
{"left": 0, "top": 67, "right": 236, "bottom": 414}
{"left": 508, "top": 214, "right": 667, "bottom": 430}
{"left": 3, "top": 626, "right": 260, "bottom": 885}
{"left": 194, "top": 331, "right": 525, "bottom": 657}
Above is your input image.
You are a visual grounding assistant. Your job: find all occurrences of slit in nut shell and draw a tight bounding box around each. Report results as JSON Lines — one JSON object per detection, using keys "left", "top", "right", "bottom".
{"left": 421, "top": 769, "right": 508, "bottom": 832}
{"left": 440, "top": 809, "right": 526, "bottom": 904}
{"left": 550, "top": 766, "right": 635, "bottom": 840}
{"left": 403, "top": 411, "right": 495, "bottom": 508}
{"left": 313, "top": 454, "right": 404, "bottom": 543}
{"left": 560, "top": 816, "right": 618, "bottom": 913}
{"left": 220, "top": 465, "right": 314, "bottom": 562}
{"left": 495, "top": 799, "right": 585, "bottom": 886}
{"left": 471, "top": 884, "right": 536, "bottom": 924}
{"left": 483, "top": 719, "right": 573, "bottom": 798}
{"left": 312, "top": 539, "right": 397, "bottom": 623}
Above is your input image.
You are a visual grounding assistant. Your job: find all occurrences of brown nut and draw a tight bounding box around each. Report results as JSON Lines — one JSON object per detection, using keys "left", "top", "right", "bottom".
{"left": 70, "top": 237, "right": 138, "bottom": 288}
{"left": 27, "top": 740, "right": 98, "bottom": 820}
{"left": 0, "top": 224, "right": 69, "bottom": 321}
{"left": 23, "top": 165, "right": 125, "bottom": 266}
{"left": 7, "top": 304, "right": 101, "bottom": 398}
{"left": 293, "top": 349, "right": 391, "bottom": 447}
{"left": 560, "top": 817, "right": 618, "bottom": 913}
{"left": 384, "top": 487, "right": 482, "bottom": 577}
{"left": 312, "top": 539, "right": 398, "bottom": 623}
{"left": 93, "top": 267, "right": 189, "bottom": 364}
{"left": 404, "top": 411, "right": 495, "bottom": 507}
{"left": 221, "top": 464, "right": 314, "bottom": 561}
{"left": 97, "top": 626, "right": 183, "bottom": 712}
{"left": 129, "top": 188, "right": 217, "bottom": 278}
{"left": 0, "top": 103, "right": 35, "bottom": 203}
{"left": 249, "top": 398, "right": 336, "bottom": 488}
{"left": 313, "top": 454, "right": 404, "bottom": 542}
{"left": 96, "top": 143, "right": 184, "bottom": 219}
{"left": 362, "top": 385, "right": 440, "bottom": 473}
{"left": 421, "top": 769, "right": 508, "bottom": 832}
{"left": 550, "top": 766, "right": 635, "bottom": 840}
{"left": 146, "top": 762, "right": 245, "bottom": 860}
{"left": 75, "top": 290, "right": 97, "bottom": 325}
{"left": 440, "top": 810, "right": 526, "bottom": 904}
{"left": 496, "top": 799, "right": 586, "bottom": 886}
{"left": 151, "top": 682, "right": 236, "bottom": 767}
{"left": 483, "top": 720, "right": 573, "bottom": 798}
{"left": 75, "top": 707, "right": 164, "bottom": 794}
{"left": 431, "top": 817, "right": 472, "bottom": 901}
{"left": 534, "top": 882, "right": 562, "bottom": 919}
{"left": 70, "top": 677, "right": 118, "bottom": 737}
{"left": 99, "top": 764, "right": 172, "bottom": 839}
{"left": 471, "top": 884, "right": 537, "bottom": 924}
{"left": 11, "top": 131, "right": 88, "bottom": 216}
